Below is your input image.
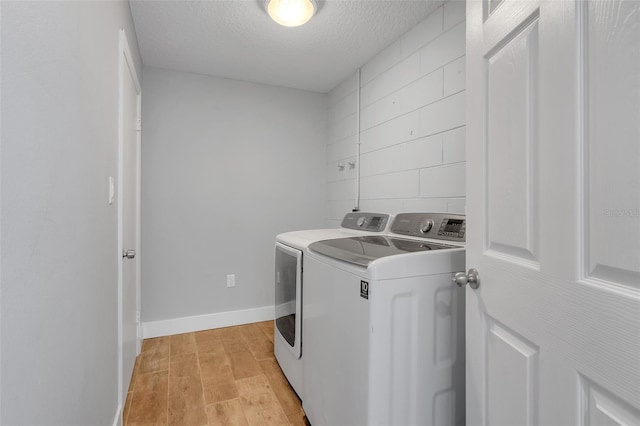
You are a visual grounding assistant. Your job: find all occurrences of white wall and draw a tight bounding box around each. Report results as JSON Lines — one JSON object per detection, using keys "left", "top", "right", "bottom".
{"left": 141, "top": 67, "right": 327, "bottom": 324}
{"left": 326, "top": 0, "right": 466, "bottom": 227}
{"left": 1, "top": 1, "right": 142, "bottom": 424}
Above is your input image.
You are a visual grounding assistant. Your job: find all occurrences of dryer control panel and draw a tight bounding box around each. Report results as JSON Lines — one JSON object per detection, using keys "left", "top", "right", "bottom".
{"left": 390, "top": 213, "right": 466, "bottom": 243}
{"left": 341, "top": 212, "right": 391, "bottom": 232}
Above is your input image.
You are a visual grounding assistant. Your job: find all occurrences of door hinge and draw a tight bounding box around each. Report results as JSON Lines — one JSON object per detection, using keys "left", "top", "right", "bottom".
{"left": 136, "top": 118, "right": 141, "bottom": 131}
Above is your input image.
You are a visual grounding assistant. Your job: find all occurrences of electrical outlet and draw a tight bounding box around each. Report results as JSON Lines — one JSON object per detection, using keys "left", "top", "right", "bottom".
{"left": 226, "top": 274, "right": 236, "bottom": 288}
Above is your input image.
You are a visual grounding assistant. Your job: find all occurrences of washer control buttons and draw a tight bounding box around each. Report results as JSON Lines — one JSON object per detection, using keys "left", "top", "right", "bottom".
{"left": 437, "top": 218, "right": 466, "bottom": 238}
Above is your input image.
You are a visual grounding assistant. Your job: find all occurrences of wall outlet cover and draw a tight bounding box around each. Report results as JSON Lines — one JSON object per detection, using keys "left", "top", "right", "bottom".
{"left": 226, "top": 274, "right": 235, "bottom": 287}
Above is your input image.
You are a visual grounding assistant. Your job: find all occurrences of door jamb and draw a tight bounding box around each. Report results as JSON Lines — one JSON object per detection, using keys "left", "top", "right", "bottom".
{"left": 117, "top": 28, "right": 142, "bottom": 409}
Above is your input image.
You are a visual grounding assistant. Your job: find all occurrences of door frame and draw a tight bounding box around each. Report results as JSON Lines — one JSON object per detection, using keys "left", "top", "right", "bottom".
{"left": 117, "top": 28, "right": 142, "bottom": 409}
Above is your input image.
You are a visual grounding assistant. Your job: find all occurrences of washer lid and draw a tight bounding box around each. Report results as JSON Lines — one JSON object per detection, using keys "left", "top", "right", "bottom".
{"left": 308, "top": 235, "right": 456, "bottom": 267}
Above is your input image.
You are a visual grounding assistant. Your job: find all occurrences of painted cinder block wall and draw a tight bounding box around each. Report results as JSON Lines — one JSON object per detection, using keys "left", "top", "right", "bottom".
{"left": 326, "top": 0, "right": 466, "bottom": 227}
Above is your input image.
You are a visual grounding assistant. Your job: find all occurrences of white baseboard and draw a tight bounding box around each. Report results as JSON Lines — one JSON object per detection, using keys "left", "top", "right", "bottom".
{"left": 112, "top": 404, "right": 122, "bottom": 426}
{"left": 141, "top": 305, "right": 275, "bottom": 339}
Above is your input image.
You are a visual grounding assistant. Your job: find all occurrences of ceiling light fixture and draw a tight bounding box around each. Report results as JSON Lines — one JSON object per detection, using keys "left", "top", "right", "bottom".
{"left": 265, "top": 0, "right": 317, "bottom": 27}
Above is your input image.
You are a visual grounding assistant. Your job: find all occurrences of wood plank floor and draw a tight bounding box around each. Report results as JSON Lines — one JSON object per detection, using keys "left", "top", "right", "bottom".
{"left": 123, "top": 321, "right": 307, "bottom": 426}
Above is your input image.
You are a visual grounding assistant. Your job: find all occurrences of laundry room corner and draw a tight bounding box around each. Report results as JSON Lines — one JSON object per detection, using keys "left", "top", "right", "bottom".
{"left": 139, "top": 67, "right": 327, "bottom": 335}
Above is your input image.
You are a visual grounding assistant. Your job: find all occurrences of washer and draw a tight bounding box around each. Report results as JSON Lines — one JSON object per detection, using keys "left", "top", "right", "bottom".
{"left": 274, "top": 212, "right": 392, "bottom": 399}
{"left": 303, "top": 213, "right": 467, "bottom": 426}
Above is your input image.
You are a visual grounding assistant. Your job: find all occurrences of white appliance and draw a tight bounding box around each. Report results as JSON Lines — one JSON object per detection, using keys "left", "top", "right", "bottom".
{"left": 274, "top": 212, "right": 392, "bottom": 399}
{"left": 303, "top": 213, "right": 467, "bottom": 426}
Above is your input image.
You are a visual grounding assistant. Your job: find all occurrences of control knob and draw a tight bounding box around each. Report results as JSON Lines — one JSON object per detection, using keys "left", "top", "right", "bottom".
{"left": 357, "top": 216, "right": 367, "bottom": 228}
{"left": 420, "top": 219, "right": 434, "bottom": 233}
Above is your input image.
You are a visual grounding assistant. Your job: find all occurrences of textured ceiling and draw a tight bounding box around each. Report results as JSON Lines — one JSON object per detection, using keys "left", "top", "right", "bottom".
{"left": 129, "top": 0, "right": 445, "bottom": 93}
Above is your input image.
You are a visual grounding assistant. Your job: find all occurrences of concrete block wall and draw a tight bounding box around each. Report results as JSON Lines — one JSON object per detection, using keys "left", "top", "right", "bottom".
{"left": 326, "top": 0, "right": 466, "bottom": 227}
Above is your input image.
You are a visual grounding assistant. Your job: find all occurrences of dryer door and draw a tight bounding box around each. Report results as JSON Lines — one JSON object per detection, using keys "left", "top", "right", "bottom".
{"left": 275, "top": 242, "right": 302, "bottom": 359}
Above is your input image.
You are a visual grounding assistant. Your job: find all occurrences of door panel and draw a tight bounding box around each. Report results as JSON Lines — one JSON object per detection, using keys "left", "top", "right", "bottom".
{"left": 583, "top": 0, "right": 640, "bottom": 286}
{"left": 580, "top": 376, "right": 640, "bottom": 426}
{"left": 486, "top": 318, "right": 538, "bottom": 426}
{"left": 485, "top": 15, "right": 539, "bottom": 265}
{"left": 466, "top": 1, "right": 640, "bottom": 425}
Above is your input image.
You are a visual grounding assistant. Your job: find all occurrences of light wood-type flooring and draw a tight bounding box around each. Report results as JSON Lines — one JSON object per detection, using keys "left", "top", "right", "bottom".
{"left": 123, "top": 321, "right": 307, "bottom": 426}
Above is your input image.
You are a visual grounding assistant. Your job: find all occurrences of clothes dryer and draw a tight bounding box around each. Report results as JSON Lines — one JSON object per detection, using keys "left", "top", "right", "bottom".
{"left": 274, "top": 212, "right": 392, "bottom": 399}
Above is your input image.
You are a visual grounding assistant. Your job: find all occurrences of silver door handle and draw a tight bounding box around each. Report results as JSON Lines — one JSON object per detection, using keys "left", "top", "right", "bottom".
{"left": 453, "top": 268, "right": 479, "bottom": 289}
{"left": 122, "top": 249, "right": 136, "bottom": 259}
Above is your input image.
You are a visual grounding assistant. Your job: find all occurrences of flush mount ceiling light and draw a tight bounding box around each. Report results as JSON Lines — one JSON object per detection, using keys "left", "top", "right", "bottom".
{"left": 265, "top": 0, "right": 317, "bottom": 27}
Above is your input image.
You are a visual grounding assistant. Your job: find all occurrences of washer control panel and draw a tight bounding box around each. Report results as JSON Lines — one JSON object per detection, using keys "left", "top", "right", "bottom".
{"left": 390, "top": 213, "right": 466, "bottom": 242}
{"left": 341, "top": 212, "right": 391, "bottom": 232}
{"left": 437, "top": 218, "right": 466, "bottom": 240}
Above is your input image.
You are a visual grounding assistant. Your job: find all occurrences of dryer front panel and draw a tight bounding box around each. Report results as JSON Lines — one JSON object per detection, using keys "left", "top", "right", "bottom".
{"left": 275, "top": 242, "right": 302, "bottom": 359}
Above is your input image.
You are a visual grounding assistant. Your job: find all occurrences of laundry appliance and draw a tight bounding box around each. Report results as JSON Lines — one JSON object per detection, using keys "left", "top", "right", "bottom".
{"left": 303, "top": 213, "right": 467, "bottom": 426}
{"left": 274, "top": 212, "right": 392, "bottom": 399}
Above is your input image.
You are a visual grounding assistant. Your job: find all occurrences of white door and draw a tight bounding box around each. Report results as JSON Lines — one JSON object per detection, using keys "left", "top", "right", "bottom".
{"left": 466, "top": 0, "right": 640, "bottom": 425}
{"left": 119, "top": 30, "right": 142, "bottom": 409}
